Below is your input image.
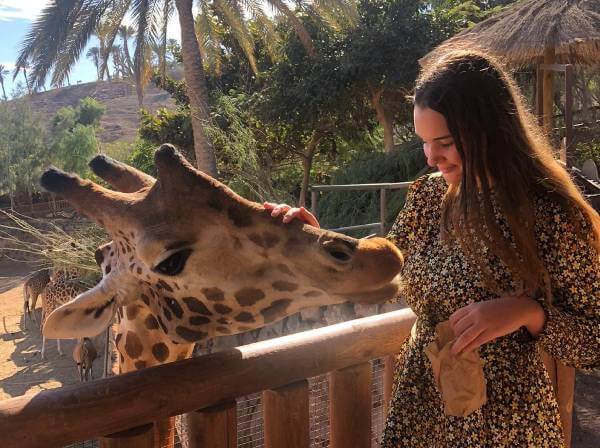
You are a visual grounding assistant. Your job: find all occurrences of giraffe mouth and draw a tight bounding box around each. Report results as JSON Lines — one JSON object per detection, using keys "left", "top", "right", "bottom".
{"left": 341, "top": 276, "right": 401, "bottom": 304}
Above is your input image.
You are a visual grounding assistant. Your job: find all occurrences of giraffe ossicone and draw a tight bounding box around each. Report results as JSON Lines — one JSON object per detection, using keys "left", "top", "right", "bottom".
{"left": 41, "top": 144, "right": 404, "bottom": 352}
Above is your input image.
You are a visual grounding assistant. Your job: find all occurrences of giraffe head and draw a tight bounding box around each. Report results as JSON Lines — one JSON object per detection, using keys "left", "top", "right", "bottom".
{"left": 42, "top": 145, "right": 403, "bottom": 343}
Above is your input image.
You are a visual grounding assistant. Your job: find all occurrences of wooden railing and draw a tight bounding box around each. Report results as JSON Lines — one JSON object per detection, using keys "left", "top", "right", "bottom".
{"left": 0, "top": 309, "right": 417, "bottom": 448}
{"left": 310, "top": 182, "right": 413, "bottom": 236}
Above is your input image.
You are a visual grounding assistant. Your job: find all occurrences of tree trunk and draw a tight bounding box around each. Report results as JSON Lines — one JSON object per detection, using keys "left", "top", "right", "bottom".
{"left": 298, "top": 129, "right": 327, "bottom": 207}
{"left": 369, "top": 84, "right": 395, "bottom": 152}
{"left": 175, "top": 0, "right": 218, "bottom": 176}
{"left": 0, "top": 81, "right": 6, "bottom": 101}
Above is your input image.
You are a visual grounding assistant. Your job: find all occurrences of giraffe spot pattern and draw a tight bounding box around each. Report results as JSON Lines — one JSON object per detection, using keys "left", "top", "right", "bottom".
{"left": 156, "top": 315, "right": 168, "bottom": 334}
{"left": 228, "top": 207, "right": 253, "bottom": 228}
{"left": 134, "top": 360, "right": 147, "bottom": 370}
{"left": 144, "top": 314, "right": 159, "bottom": 330}
{"left": 164, "top": 297, "right": 184, "bottom": 319}
{"left": 152, "top": 343, "right": 170, "bottom": 363}
{"left": 235, "top": 288, "right": 265, "bottom": 307}
{"left": 190, "top": 315, "right": 211, "bottom": 326}
{"left": 276, "top": 264, "right": 296, "bottom": 277}
{"left": 163, "top": 307, "right": 172, "bottom": 321}
{"left": 141, "top": 294, "right": 151, "bottom": 306}
{"left": 216, "top": 326, "right": 231, "bottom": 334}
{"left": 157, "top": 280, "right": 174, "bottom": 293}
{"left": 105, "top": 265, "right": 112, "bottom": 275}
{"left": 202, "top": 288, "right": 225, "bottom": 302}
{"left": 183, "top": 297, "right": 213, "bottom": 315}
{"left": 260, "top": 299, "right": 292, "bottom": 324}
{"left": 234, "top": 312, "right": 255, "bottom": 323}
{"left": 272, "top": 281, "right": 299, "bottom": 292}
{"left": 125, "top": 331, "right": 143, "bottom": 359}
{"left": 126, "top": 305, "right": 140, "bottom": 321}
{"left": 214, "top": 303, "right": 233, "bottom": 315}
{"left": 176, "top": 326, "right": 208, "bottom": 342}
{"left": 217, "top": 317, "right": 229, "bottom": 324}
{"left": 303, "top": 290, "right": 323, "bottom": 298}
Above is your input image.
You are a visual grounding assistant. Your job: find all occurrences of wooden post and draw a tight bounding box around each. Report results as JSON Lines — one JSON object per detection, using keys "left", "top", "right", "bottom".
{"left": 100, "top": 423, "right": 154, "bottom": 448}
{"left": 311, "top": 189, "right": 319, "bottom": 218}
{"left": 556, "top": 362, "right": 575, "bottom": 448}
{"left": 564, "top": 64, "right": 574, "bottom": 167}
{"left": 330, "top": 363, "right": 372, "bottom": 448}
{"left": 536, "top": 65, "right": 544, "bottom": 127}
{"left": 187, "top": 401, "right": 237, "bottom": 448}
{"left": 379, "top": 188, "right": 387, "bottom": 236}
{"left": 542, "top": 47, "right": 555, "bottom": 135}
{"left": 383, "top": 355, "right": 396, "bottom": 418}
{"left": 263, "top": 380, "right": 310, "bottom": 448}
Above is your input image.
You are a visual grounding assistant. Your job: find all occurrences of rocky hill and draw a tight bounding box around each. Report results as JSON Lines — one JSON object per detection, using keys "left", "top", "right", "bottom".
{"left": 28, "top": 79, "right": 175, "bottom": 143}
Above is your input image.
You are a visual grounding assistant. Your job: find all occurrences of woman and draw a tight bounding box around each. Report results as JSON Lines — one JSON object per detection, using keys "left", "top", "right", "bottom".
{"left": 266, "top": 49, "right": 599, "bottom": 447}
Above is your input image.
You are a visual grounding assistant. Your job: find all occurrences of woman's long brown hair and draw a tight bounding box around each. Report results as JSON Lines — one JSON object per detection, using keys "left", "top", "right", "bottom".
{"left": 414, "top": 49, "right": 600, "bottom": 297}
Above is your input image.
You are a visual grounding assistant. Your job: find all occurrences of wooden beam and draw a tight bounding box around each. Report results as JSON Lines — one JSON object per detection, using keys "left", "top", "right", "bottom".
{"left": 99, "top": 423, "right": 154, "bottom": 448}
{"left": 330, "top": 363, "right": 372, "bottom": 448}
{"left": 379, "top": 188, "right": 387, "bottom": 236}
{"left": 383, "top": 355, "right": 396, "bottom": 418}
{"left": 536, "top": 65, "right": 544, "bottom": 126}
{"left": 187, "top": 401, "right": 237, "bottom": 448}
{"left": 263, "top": 381, "right": 310, "bottom": 448}
{"left": 0, "top": 309, "right": 417, "bottom": 448}
{"left": 543, "top": 48, "right": 556, "bottom": 134}
{"left": 564, "top": 64, "right": 574, "bottom": 167}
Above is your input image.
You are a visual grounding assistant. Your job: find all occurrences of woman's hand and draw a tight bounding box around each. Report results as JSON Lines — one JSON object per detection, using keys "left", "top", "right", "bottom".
{"left": 448, "top": 295, "right": 546, "bottom": 354}
{"left": 263, "top": 202, "right": 321, "bottom": 228}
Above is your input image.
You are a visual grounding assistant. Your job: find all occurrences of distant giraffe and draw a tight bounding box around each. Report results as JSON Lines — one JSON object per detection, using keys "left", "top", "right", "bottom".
{"left": 41, "top": 269, "right": 84, "bottom": 360}
{"left": 73, "top": 337, "right": 97, "bottom": 382}
{"left": 22, "top": 269, "right": 51, "bottom": 329}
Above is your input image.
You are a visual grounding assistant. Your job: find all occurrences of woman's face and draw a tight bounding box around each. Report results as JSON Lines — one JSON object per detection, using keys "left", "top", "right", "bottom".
{"left": 414, "top": 105, "right": 463, "bottom": 185}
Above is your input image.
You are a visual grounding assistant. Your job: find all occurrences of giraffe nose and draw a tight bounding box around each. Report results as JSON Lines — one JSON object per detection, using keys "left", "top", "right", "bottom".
{"left": 321, "top": 239, "right": 357, "bottom": 264}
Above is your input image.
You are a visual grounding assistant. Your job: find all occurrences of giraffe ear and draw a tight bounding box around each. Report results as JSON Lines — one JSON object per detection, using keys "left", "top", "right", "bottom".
{"left": 43, "top": 283, "right": 117, "bottom": 339}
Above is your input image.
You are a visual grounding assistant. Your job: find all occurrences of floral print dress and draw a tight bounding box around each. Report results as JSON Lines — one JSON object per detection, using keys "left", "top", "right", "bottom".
{"left": 381, "top": 173, "right": 600, "bottom": 448}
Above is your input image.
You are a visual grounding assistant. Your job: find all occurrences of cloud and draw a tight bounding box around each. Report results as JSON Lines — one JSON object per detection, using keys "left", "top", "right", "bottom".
{"left": 0, "top": 0, "right": 50, "bottom": 21}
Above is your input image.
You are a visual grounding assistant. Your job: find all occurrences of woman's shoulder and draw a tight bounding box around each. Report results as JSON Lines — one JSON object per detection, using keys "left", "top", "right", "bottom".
{"left": 408, "top": 172, "right": 448, "bottom": 199}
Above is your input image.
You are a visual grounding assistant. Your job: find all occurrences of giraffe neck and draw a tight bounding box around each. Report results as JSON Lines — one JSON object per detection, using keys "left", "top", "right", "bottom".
{"left": 115, "top": 302, "right": 194, "bottom": 373}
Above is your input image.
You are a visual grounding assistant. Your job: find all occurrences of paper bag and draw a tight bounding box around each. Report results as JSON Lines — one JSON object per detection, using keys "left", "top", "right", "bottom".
{"left": 424, "top": 320, "right": 487, "bottom": 417}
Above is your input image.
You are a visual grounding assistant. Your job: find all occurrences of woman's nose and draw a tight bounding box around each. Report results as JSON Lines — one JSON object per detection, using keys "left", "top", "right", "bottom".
{"left": 424, "top": 144, "right": 442, "bottom": 167}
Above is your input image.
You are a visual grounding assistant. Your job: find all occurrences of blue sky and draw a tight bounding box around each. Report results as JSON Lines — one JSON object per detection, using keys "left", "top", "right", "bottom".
{"left": 0, "top": 1, "right": 181, "bottom": 97}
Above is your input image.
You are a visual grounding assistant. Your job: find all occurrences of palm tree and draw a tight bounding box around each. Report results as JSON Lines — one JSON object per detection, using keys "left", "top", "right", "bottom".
{"left": 0, "top": 65, "right": 9, "bottom": 100}
{"left": 16, "top": 0, "right": 355, "bottom": 176}
{"left": 86, "top": 46, "right": 101, "bottom": 79}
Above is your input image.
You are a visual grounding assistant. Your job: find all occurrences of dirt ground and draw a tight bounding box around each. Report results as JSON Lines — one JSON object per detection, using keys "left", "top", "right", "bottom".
{"left": 0, "top": 264, "right": 598, "bottom": 447}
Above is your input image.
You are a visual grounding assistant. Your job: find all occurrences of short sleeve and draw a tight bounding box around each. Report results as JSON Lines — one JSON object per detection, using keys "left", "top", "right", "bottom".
{"left": 534, "top": 199, "right": 600, "bottom": 370}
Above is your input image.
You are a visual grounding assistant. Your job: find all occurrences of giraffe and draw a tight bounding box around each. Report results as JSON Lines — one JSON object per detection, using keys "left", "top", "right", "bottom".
{"left": 41, "top": 144, "right": 404, "bottom": 446}
{"left": 40, "top": 269, "right": 85, "bottom": 360}
{"left": 73, "top": 337, "right": 97, "bottom": 382}
{"left": 22, "top": 268, "right": 50, "bottom": 329}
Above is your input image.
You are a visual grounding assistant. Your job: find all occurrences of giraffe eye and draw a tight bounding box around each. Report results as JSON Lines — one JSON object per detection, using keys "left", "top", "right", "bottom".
{"left": 154, "top": 249, "right": 192, "bottom": 276}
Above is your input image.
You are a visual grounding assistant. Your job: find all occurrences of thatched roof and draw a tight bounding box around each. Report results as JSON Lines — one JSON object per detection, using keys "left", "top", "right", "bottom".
{"left": 426, "top": 0, "right": 600, "bottom": 66}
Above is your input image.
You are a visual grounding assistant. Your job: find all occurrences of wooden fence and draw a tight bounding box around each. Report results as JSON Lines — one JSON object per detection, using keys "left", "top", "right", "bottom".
{"left": 0, "top": 309, "right": 417, "bottom": 448}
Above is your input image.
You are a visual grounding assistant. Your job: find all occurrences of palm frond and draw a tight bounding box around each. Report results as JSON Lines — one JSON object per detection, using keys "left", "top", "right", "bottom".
{"left": 241, "top": 0, "right": 282, "bottom": 62}
{"left": 213, "top": 0, "right": 259, "bottom": 76}
{"left": 14, "top": 0, "right": 84, "bottom": 88}
{"left": 157, "top": 0, "right": 175, "bottom": 79}
{"left": 50, "top": 0, "right": 113, "bottom": 87}
{"left": 98, "top": 0, "right": 132, "bottom": 79}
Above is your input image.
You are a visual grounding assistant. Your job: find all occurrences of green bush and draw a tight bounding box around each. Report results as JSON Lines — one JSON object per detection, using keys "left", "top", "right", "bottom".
{"left": 316, "top": 140, "right": 426, "bottom": 234}
{"left": 575, "top": 139, "right": 600, "bottom": 167}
